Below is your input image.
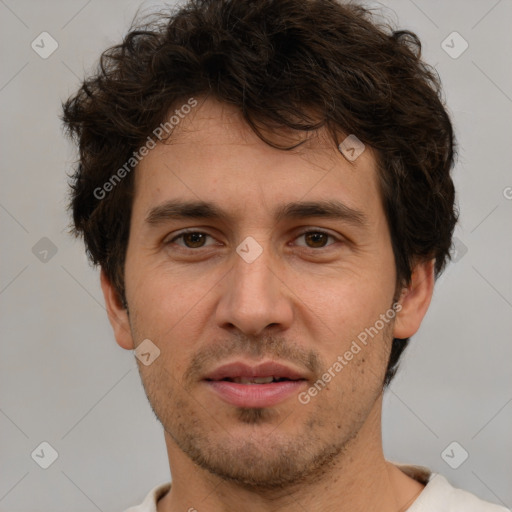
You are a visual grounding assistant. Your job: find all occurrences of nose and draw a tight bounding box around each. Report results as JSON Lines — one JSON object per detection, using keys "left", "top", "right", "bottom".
{"left": 215, "top": 243, "right": 294, "bottom": 337}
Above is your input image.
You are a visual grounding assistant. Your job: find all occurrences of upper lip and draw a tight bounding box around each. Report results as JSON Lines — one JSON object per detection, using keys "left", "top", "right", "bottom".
{"left": 203, "top": 361, "right": 307, "bottom": 381}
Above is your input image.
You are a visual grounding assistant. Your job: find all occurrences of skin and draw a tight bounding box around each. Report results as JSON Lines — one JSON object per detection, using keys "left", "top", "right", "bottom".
{"left": 101, "top": 97, "right": 435, "bottom": 511}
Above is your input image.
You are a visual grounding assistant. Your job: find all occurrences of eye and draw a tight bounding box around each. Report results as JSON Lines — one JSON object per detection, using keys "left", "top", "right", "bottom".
{"left": 165, "top": 229, "right": 340, "bottom": 251}
{"left": 293, "top": 229, "right": 339, "bottom": 249}
{"left": 166, "top": 231, "right": 217, "bottom": 249}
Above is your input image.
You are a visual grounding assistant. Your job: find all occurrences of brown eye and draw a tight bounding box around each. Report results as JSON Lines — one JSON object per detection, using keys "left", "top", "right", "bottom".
{"left": 167, "top": 231, "right": 214, "bottom": 249}
{"left": 181, "top": 232, "right": 207, "bottom": 248}
{"left": 294, "top": 230, "right": 338, "bottom": 249}
{"left": 304, "top": 232, "right": 329, "bottom": 248}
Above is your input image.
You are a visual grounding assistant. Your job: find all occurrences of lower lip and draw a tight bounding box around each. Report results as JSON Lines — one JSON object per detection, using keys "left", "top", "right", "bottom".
{"left": 205, "top": 380, "right": 306, "bottom": 408}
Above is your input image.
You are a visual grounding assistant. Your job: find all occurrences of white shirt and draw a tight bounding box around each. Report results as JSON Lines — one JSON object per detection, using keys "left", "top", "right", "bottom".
{"left": 123, "top": 464, "right": 509, "bottom": 512}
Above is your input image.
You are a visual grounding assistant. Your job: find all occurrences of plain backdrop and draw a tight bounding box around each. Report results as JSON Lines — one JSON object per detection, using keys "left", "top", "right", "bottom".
{"left": 1, "top": 0, "right": 511, "bottom": 510}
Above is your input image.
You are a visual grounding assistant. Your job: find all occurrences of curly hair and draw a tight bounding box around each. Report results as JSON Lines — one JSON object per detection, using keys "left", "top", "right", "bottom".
{"left": 61, "top": 0, "right": 458, "bottom": 387}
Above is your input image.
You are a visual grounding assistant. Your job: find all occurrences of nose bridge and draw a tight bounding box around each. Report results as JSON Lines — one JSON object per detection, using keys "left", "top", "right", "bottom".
{"left": 215, "top": 239, "right": 293, "bottom": 336}
{"left": 231, "top": 239, "right": 277, "bottom": 309}
{"left": 234, "top": 242, "right": 273, "bottom": 293}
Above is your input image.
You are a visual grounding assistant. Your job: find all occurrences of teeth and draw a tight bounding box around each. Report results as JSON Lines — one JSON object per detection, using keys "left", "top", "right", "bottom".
{"left": 232, "top": 376, "right": 275, "bottom": 384}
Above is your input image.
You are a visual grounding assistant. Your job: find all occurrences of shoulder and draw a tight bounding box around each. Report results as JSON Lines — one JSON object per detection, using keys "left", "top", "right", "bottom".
{"left": 408, "top": 472, "right": 509, "bottom": 512}
{"left": 122, "top": 482, "right": 171, "bottom": 512}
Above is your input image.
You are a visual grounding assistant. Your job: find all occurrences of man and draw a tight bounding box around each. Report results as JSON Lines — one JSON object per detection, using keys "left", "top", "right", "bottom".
{"left": 61, "top": 0, "right": 508, "bottom": 510}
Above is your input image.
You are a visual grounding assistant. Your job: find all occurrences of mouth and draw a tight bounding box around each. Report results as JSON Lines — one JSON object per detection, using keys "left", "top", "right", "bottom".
{"left": 212, "top": 376, "right": 302, "bottom": 384}
{"left": 203, "top": 361, "right": 308, "bottom": 408}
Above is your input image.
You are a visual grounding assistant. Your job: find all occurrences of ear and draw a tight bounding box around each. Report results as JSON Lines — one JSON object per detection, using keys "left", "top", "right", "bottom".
{"left": 393, "top": 258, "right": 435, "bottom": 339}
{"left": 100, "top": 269, "right": 134, "bottom": 350}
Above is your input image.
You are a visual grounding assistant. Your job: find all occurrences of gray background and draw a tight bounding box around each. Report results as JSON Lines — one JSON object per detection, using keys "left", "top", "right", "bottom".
{"left": 1, "top": 0, "right": 511, "bottom": 510}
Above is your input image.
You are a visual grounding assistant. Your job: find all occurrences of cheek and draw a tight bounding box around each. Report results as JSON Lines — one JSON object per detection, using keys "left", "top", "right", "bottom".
{"left": 127, "top": 258, "right": 201, "bottom": 322}
{"left": 293, "top": 271, "right": 393, "bottom": 335}
{"left": 125, "top": 263, "right": 217, "bottom": 364}
{"left": 293, "top": 269, "right": 396, "bottom": 390}
{"left": 318, "top": 319, "right": 393, "bottom": 411}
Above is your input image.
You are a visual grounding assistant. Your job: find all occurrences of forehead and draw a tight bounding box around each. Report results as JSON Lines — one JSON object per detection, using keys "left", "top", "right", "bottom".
{"left": 133, "top": 98, "right": 382, "bottom": 223}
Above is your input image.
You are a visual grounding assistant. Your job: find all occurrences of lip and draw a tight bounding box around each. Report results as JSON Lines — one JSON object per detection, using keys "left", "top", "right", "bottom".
{"left": 206, "top": 380, "right": 306, "bottom": 408}
{"left": 203, "top": 361, "right": 306, "bottom": 381}
{"left": 203, "top": 361, "right": 308, "bottom": 408}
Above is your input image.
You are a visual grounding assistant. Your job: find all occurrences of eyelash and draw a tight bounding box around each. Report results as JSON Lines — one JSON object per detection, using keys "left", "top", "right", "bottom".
{"left": 166, "top": 229, "right": 340, "bottom": 250}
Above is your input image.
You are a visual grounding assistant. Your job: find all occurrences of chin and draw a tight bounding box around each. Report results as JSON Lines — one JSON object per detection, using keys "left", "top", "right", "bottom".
{"left": 166, "top": 405, "right": 348, "bottom": 492}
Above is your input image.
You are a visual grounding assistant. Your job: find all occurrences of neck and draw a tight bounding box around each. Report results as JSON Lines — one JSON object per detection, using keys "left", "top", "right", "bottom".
{"left": 158, "top": 396, "right": 424, "bottom": 512}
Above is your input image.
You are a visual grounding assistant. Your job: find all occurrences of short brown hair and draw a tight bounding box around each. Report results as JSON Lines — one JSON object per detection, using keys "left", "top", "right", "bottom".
{"left": 61, "top": 0, "right": 458, "bottom": 387}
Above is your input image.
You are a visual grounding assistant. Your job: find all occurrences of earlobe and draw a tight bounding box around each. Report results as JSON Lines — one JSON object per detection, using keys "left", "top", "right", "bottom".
{"left": 100, "top": 269, "right": 134, "bottom": 350}
{"left": 393, "top": 259, "right": 435, "bottom": 340}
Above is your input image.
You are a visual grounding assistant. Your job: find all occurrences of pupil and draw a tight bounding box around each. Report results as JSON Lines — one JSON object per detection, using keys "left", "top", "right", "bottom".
{"left": 306, "top": 232, "right": 327, "bottom": 248}
{"left": 185, "top": 233, "right": 205, "bottom": 248}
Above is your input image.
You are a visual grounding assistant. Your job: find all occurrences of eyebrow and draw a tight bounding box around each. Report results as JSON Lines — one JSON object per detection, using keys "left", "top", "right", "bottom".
{"left": 145, "top": 199, "right": 368, "bottom": 228}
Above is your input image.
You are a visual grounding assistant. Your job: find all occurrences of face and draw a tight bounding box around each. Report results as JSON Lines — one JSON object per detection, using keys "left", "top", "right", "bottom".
{"left": 107, "top": 97, "right": 419, "bottom": 491}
